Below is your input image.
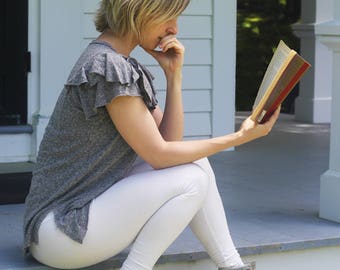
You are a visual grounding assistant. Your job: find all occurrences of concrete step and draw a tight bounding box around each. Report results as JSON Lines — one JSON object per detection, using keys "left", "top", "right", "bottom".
{"left": 0, "top": 204, "right": 214, "bottom": 270}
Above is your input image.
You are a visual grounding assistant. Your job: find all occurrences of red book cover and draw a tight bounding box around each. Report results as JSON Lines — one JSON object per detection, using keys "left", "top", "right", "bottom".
{"left": 259, "top": 61, "right": 311, "bottom": 124}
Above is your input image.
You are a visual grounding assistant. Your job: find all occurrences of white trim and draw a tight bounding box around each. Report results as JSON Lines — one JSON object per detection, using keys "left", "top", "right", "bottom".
{"left": 27, "top": 0, "right": 41, "bottom": 125}
{"left": 212, "top": 0, "right": 236, "bottom": 140}
{"left": 0, "top": 134, "right": 32, "bottom": 163}
{"left": 27, "top": 0, "right": 41, "bottom": 161}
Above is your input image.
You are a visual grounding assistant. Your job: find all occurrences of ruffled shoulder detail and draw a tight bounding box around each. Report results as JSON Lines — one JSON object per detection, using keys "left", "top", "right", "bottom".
{"left": 66, "top": 51, "right": 140, "bottom": 87}
{"left": 65, "top": 42, "right": 158, "bottom": 118}
{"left": 127, "top": 57, "right": 158, "bottom": 110}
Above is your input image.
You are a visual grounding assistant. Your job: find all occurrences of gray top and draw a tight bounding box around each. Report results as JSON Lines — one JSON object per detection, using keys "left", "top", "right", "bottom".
{"left": 23, "top": 40, "right": 158, "bottom": 253}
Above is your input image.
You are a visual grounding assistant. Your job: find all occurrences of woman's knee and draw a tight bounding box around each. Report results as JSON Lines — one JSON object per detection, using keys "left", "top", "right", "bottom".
{"left": 194, "top": 158, "right": 215, "bottom": 179}
{"left": 179, "top": 163, "right": 210, "bottom": 204}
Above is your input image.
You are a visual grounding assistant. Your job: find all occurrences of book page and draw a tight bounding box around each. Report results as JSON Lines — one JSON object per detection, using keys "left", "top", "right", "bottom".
{"left": 252, "top": 40, "right": 292, "bottom": 109}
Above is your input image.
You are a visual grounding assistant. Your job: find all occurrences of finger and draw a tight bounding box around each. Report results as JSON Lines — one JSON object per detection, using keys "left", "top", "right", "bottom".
{"left": 159, "top": 37, "right": 183, "bottom": 52}
{"left": 160, "top": 39, "right": 177, "bottom": 51}
{"left": 162, "top": 41, "right": 177, "bottom": 52}
{"left": 159, "top": 35, "right": 177, "bottom": 47}
{"left": 164, "top": 42, "right": 185, "bottom": 55}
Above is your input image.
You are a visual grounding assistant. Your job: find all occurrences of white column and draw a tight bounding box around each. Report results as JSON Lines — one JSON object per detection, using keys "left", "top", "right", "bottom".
{"left": 212, "top": 0, "right": 236, "bottom": 139}
{"left": 317, "top": 5, "right": 340, "bottom": 222}
{"left": 293, "top": 0, "right": 333, "bottom": 123}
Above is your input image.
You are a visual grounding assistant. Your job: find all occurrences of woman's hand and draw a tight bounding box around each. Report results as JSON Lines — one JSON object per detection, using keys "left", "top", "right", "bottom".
{"left": 237, "top": 106, "right": 281, "bottom": 144}
{"left": 144, "top": 35, "right": 185, "bottom": 76}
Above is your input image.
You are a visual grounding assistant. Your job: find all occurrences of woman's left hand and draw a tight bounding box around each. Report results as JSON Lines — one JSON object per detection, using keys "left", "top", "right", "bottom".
{"left": 145, "top": 35, "right": 185, "bottom": 76}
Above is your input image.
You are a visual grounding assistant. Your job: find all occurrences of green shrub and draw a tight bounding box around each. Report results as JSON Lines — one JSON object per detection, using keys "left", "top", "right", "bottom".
{"left": 236, "top": 0, "right": 301, "bottom": 113}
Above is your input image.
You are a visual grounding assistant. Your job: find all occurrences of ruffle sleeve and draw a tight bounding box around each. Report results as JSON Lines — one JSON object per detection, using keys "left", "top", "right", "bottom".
{"left": 65, "top": 52, "right": 158, "bottom": 119}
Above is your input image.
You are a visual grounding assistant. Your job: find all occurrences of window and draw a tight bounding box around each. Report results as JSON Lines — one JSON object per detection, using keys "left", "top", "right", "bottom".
{"left": 0, "top": 0, "right": 29, "bottom": 125}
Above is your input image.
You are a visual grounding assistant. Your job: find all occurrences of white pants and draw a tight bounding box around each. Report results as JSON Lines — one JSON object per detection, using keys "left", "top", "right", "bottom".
{"left": 30, "top": 158, "right": 244, "bottom": 269}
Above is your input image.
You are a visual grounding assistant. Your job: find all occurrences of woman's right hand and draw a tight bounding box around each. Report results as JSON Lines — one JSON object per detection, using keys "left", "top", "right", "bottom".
{"left": 144, "top": 35, "right": 185, "bottom": 77}
{"left": 237, "top": 106, "right": 281, "bottom": 144}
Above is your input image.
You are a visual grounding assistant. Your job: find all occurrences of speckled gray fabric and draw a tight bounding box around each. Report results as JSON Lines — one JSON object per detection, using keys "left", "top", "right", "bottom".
{"left": 23, "top": 40, "right": 158, "bottom": 254}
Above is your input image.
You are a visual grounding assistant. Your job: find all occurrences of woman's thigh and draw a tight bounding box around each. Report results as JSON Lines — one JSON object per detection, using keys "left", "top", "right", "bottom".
{"left": 85, "top": 161, "right": 208, "bottom": 251}
{"left": 31, "top": 161, "right": 208, "bottom": 269}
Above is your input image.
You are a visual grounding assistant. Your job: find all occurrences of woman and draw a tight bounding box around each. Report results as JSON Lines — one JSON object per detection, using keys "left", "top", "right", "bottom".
{"left": 24, "top": 0, "right": 280, "bottom": 269}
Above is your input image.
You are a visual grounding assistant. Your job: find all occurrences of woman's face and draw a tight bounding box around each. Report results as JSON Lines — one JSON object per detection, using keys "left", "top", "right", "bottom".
{"left": 139, "top": 18, "right": 178, "bottom": 51}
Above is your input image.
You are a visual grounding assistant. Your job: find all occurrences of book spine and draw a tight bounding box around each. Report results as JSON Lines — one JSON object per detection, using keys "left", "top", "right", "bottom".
{"left": 259, "top": 61, "right": 310, "bottom": 124}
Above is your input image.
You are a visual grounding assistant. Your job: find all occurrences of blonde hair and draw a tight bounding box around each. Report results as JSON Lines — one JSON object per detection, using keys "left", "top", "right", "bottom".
{"left": 95, "top": 0, "right": 190, "bottom": 38}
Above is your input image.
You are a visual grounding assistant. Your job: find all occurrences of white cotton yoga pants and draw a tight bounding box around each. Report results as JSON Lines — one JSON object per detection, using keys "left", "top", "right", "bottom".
{"left": 30, "top": 158, "right": 244, "bottom": 270}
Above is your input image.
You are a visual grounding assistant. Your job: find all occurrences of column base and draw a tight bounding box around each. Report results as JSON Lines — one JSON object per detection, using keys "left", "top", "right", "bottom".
{"left": 320, "top": 170, "right": 340, "bottom": 223}
{"left": 294, "top": 97, "right": 331, "bottom": 123}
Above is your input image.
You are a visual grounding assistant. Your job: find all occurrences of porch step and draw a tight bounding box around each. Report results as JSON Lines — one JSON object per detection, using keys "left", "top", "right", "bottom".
{"left": 0, "top": 204, "right": 214, "bottom": 270}
{"left": 0, "top": 162, "right": 34, "bottom": 204}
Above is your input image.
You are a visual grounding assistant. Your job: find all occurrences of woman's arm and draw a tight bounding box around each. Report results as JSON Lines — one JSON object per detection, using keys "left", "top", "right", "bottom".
{"left": 147, "top": 36, "right": 185, "bottom": 141}
{"left": 150, "top": 70, "right": 183, "bottom": 141}
{"left": 106, "top": 96, "right": 280, "bottom": 170}
{"left": 158, "top": 70, "right": 183, "bottom": 141}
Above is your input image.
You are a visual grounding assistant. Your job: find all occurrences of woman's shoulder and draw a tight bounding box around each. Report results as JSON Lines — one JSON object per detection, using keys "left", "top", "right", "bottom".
{"left": 66, "top": 40, "right": 139, "bottom": 87}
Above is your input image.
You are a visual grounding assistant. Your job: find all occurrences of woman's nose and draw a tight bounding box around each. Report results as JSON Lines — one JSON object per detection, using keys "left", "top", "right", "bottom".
{"left": 167, "top": 19, "right": 178, "bottom": 35}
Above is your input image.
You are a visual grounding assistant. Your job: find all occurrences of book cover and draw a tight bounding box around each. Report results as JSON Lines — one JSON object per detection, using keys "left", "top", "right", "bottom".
{"left": 251, "top": 40, "right": 311, "bottom": 124}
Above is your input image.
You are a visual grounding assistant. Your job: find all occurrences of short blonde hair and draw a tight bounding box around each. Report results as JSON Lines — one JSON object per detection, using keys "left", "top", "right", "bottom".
{"left": 95, "top": 0, "right": 190, "bottom": 38}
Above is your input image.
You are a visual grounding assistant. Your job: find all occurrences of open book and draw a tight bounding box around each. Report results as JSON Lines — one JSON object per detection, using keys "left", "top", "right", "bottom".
{"left": 251, "top": 40, "right": 311, "bottom": 124}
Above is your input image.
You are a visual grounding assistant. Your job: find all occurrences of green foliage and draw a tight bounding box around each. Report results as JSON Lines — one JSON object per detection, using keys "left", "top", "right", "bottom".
{"left": 236, "top": 0, "right": 301, "bottom": 112}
